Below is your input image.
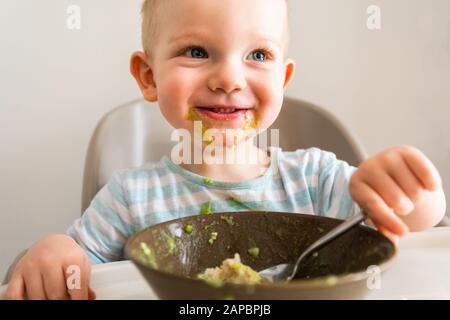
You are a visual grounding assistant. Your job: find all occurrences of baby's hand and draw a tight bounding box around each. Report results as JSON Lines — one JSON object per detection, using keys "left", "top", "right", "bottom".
{"left": 5, "top": 234, "right": 95, "bottom": 300}
{"left": 349, "top": 145, "right": 445, "bottom": 243}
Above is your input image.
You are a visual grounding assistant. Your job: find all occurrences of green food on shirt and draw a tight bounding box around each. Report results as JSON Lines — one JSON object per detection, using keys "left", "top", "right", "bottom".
{"left": 200, "top": 200, "right": 213, "bottom": 215}
{"left": 203, "top": 177, "right": 214, "bottom": 185}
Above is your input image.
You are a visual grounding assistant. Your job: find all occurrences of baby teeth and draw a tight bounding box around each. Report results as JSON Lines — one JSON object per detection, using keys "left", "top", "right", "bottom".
{"left": 213, "top": 108, "right": 236, "bottom": 113}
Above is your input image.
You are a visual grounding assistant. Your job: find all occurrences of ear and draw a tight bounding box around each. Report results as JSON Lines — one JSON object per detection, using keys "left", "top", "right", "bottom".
{"left": 283, "top": 58, "right": 296, "bottom": 89}
{"left": 130, "top": 51, "right": 158, "bottom": 102}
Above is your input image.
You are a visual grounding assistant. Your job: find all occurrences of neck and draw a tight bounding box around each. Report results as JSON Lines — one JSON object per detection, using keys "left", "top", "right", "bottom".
{"left": 178, "top": 138, "right": 271, "bottom": 183}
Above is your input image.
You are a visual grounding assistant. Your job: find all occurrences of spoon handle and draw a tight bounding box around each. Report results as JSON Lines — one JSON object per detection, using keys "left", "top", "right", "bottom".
{"left": 290, "top": 211, "right": 368, "bottom": 280}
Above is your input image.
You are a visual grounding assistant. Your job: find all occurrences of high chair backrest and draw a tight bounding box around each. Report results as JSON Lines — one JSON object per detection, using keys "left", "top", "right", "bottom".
{"left": 81, "top": 97, "right": 367, "bottom": 212}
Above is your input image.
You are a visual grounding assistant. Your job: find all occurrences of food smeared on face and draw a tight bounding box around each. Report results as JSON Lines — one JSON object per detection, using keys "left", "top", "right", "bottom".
{"left": 202, "top": 127, "right": 215, "bottom": 144}
{"left": 186, "top": 106, "right": 261, "bottom": 147}
{"left": 243, "top": 111, "right": 259, "bottom": 130}
{"left": 186, "top": 107, "right": 199, "bottom": 121}
{"left": 231, "top": 111, "right": 260, "bottom": 146}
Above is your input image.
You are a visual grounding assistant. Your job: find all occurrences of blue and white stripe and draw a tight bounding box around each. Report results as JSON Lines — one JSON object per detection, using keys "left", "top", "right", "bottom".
{"left": 67, "top": 147, "right": 358, "bottom": 264}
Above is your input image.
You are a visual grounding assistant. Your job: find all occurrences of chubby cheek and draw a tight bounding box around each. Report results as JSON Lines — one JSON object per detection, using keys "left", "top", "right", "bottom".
{"left": 251, "top": 73, "right": 285, "bottom": 131}
{"left": 156, "top": 69, "right": 197, "bottom": 130}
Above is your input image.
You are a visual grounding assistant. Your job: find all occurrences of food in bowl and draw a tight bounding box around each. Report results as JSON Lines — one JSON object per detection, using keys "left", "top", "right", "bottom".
{"left": 125, "top": 211, "right": 396, "bottom": 300}
{"left": 197, "top": 253, "right": 262, "bottom": 287}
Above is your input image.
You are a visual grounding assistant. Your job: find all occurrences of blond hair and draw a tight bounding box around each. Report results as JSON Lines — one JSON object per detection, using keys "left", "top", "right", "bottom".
{"left": 140, "top": 0, "right": 289, "bottom": 56}
{"left": 140, "top": 0, "right": 161, "bottom": 56}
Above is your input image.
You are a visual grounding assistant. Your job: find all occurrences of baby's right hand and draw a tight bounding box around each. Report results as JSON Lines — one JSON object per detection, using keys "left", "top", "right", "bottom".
{"left": 5, "top": 234, "right": 95, "bottom": 300}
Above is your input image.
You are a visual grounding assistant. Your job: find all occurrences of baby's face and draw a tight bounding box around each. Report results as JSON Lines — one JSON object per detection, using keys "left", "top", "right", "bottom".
{"left": 140, "top": 0, "right": 294, "bottom": 141}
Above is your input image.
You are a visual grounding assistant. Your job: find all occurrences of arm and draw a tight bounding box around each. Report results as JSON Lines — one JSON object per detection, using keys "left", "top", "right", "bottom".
{"left": 5, "top": 234, "right": 95, "bottom": 300}
{"left": 5, "top": 170, "right": 133, "bottom": 300}
{"left": 67, "top": 170, "right": 135, "bottom": 264}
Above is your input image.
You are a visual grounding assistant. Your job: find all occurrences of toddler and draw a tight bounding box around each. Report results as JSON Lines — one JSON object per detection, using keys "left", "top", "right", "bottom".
{"left": 5, "top": 0, "right": 445, "bottom": 300}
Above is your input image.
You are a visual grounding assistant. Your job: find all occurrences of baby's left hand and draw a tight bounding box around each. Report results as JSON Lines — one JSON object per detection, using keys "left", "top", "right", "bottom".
{"left": 349, "top": 145, "right": 444, "bottom": 243}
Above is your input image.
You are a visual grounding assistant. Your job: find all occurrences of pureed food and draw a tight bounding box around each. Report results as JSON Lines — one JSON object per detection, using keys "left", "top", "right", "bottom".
{"left": 197, "top": 253, "right": 262, "bottom": 287}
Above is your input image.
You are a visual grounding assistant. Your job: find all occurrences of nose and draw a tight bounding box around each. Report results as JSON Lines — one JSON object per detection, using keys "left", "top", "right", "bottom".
{"left": 207, "top": 60, "right": 247, "bottom": 94}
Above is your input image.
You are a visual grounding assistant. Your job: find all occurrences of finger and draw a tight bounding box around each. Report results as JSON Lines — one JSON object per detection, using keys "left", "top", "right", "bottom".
{"left": 401, "top": 147, "right": 442, "bottom": 191}
{"left": 350, "top": 181, "right": 409, "bottom": 236}
{"left": 42, "top": 266, "right": 70, "bottom": 300}
{"left": 88, "top": 286, "right": 96, "bottom": 300}
{"left": 361, "top": 170, "right": 414, "bottom": 216}
{"left": 373, "top": 221, "right": 399, "bottom": 246}
{"left": 23, "top": 271, "right": 47, "bottom": 300}
{"left": 386, "top": 157, "right": 424, "bottom": 204}
{"left": 5, "top": 273, "right": 25, "bottom": 300}
{"left": 67, "top": 261, "right": 90, "bottom": 300}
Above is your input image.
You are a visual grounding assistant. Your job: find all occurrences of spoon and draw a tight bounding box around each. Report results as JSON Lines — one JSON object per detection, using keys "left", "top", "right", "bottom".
{"left": 258, "top": 210, "right": 368, "bottom": 282}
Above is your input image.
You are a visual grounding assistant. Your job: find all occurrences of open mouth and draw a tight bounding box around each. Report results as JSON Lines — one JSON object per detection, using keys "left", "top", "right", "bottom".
{"left": 196, "top": 107, "right": 249, "bottom": 114}
{"left": 194, "top": 106, "right": 251, "bottom": 121}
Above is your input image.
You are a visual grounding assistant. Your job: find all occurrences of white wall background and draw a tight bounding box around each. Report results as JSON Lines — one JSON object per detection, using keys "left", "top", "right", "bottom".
{"left": 0, "top": 0, "right": 449, "bottom": 280}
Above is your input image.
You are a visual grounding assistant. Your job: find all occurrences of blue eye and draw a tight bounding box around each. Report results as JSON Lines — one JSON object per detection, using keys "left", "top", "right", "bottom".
{"left": 185, "top": 47, "right": 208, "bottom": 59}
{"left": 250, "top": 50, "right": 267, "bottom": 62}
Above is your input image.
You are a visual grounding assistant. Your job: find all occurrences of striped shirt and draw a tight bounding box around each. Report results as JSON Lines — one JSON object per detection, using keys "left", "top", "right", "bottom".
{"left": 67, "top": 147, "right": 358, "bottom": 264}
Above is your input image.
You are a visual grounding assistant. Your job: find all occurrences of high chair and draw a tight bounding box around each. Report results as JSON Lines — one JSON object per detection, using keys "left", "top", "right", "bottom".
{"left": 5, "top": 97, "right": 447, "bottom": 284}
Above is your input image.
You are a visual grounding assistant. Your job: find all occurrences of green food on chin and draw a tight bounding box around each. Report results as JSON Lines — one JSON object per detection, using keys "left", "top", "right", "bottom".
{"left": 187, "top": 107, "right": 261, "bottom": 146}
{"left": 186, "top": 107, "right": 199, "bottom": 121}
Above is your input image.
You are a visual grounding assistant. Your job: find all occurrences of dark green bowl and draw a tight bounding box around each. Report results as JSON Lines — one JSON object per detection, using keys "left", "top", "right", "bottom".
{"left": 124, "top": 211, "right": 396, "bottom": 299}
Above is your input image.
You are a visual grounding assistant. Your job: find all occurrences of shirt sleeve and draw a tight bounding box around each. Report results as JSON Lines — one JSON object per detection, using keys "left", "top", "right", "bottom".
{"left": 66, "top": 171, "right": 135, "bottom": 264}
{"left": 315, "top": 149, "right": 360, "bottom": 220}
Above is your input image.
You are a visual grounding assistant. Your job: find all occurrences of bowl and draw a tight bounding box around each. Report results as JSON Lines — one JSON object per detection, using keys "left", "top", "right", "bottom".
{"left": 124, "top": 211, "right": 396, "bottom": 299}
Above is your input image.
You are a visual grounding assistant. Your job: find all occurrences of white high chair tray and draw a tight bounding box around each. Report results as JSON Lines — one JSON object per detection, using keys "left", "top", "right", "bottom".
{"left": 2, "top": 227, "right": 450, "bottom": 300}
